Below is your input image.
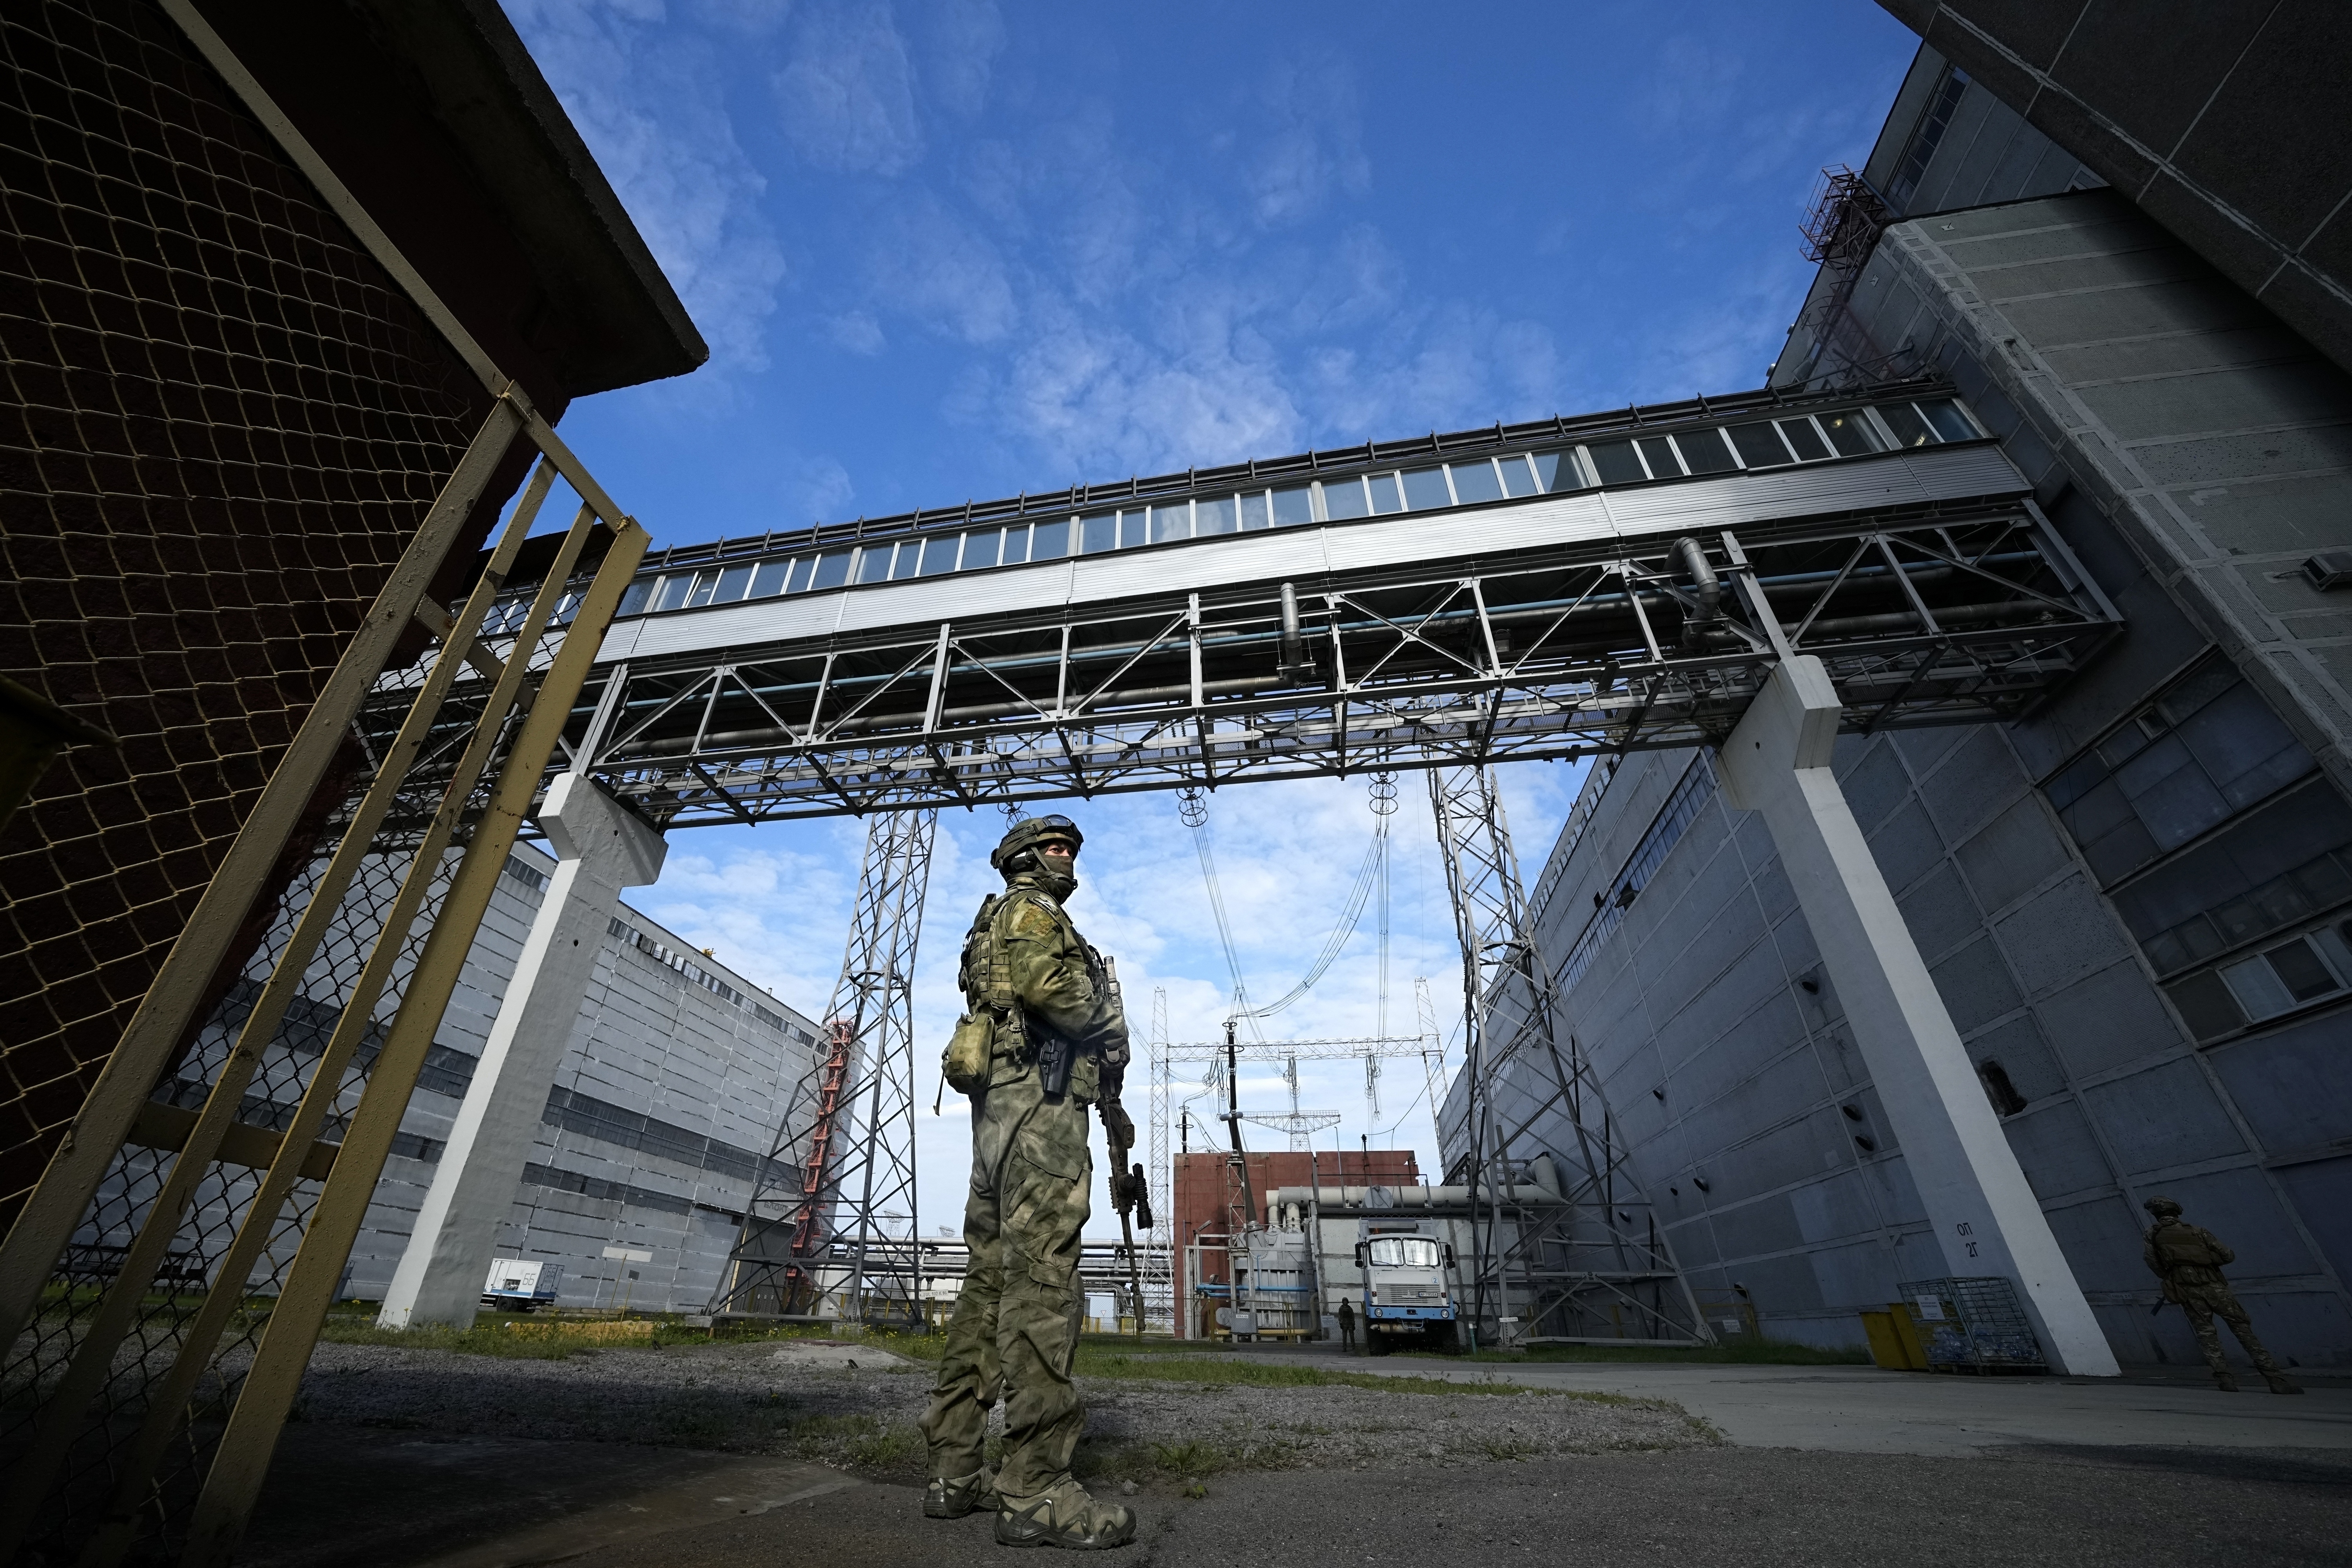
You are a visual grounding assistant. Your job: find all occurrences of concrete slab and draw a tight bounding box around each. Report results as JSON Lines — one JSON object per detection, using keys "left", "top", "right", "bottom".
{"left": 1247, "top": 1351, "right": 2352, "bottom": 1457}
{"left": 767, "top": 1340, "right": 891, "bottom": 1370}
{"left": 239, "top": 1427, "right": 861, "bottom": 1568}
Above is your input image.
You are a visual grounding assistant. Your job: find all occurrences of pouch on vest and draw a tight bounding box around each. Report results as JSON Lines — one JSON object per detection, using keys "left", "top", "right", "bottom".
{"left": 2155, "top": 1229, "right": 2225, "bottom": 1269}
{"left": 943, "top": 1011, "right": 993, "bottom": 1094}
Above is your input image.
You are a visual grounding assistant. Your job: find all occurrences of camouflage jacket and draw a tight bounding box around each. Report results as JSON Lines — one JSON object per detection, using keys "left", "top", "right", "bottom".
{"left": 960, "top": 871, "right": 1129, "bottom": 1099}
{"left": 2143, "top": 1219, "right": 2234, "bottom": 1302}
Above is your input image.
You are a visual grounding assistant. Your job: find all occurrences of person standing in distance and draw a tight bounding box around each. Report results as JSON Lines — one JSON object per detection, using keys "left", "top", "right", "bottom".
{"left": 2143, "top": 1195, "right": 2301, "bottom": 1394}
{"left": 919, "top": 815, "right": 1138, "bottom": 1550}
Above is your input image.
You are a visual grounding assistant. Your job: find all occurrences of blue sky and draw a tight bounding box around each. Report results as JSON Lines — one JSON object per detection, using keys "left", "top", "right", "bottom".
{"left": 502, "top": 0, "right": 1921, "bottom": 1237}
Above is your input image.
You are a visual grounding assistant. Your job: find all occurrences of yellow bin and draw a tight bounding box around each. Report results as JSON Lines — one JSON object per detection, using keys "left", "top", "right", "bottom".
{"left": 1860, "top": 1305, "right": 1929, "bottom": 1370}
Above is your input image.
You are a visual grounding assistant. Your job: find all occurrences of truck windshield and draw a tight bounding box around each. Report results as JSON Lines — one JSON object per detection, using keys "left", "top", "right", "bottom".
{"left": 1367, "top": 1237, "right": 1441, "bottom": 1268}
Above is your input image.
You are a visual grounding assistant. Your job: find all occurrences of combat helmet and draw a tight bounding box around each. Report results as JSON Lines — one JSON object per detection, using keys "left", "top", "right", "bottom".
{"left": 2143, "top": 1195, "right": 2183, "bottom": 1218}
{"left": 989, "top": 814, "right": 1083, "bottom": 878}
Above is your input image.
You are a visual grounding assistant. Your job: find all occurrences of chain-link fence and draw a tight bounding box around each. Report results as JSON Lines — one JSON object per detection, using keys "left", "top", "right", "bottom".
{"left": 3, "top": 718, "right": 481, "bottom": 1563}
{"left": 0, "top": 0, "right": 494, "bottom": 1232}
{"left": 0, "top": 3, "right": 664, "bottom": 1563}
{"left": 1, "top": 485, "right": 646, "bottom": 1565}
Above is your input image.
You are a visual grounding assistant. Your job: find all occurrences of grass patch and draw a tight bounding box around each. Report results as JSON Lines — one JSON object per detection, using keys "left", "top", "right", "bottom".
{"left": 314, "top": 1312, "right": 918, "bottom": 1360}
{"left": 503, "top": 1319, "right": 655, "bottom": 1345}
{"left": 1072, "top": 1434, "right": 1300, "bottom": 1481}
{"left": 315, "top": 1318, "right": 584, "bottom": 1360}
{"left": 1077, "top": 1351, "right": 1635, "bottom": 1404}
{"left": 1409, "top": 1339, "right": 1868, "bottom": 1367}
{"left": 1475, "top": 1435, "right": 1541, "bottom": 1461}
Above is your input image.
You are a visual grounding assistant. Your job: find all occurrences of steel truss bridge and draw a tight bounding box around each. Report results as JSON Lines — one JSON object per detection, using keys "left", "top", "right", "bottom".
{"left": 402, "top": 381, "right": 2121, "bottom": 1337}
{"left": 541, "top": 431, "right": 2114, "bottom": 828}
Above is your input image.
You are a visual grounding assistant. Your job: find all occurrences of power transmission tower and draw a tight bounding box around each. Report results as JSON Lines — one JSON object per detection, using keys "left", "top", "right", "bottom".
{"left": 1414, "top": 976, "right": 1450, "bottom": 1139}
{"left": 1428, "top": 765, "right": 1709, "bottom": 1348}
{"left": 710, "top": 809, "right": 936, "bottom": 1326}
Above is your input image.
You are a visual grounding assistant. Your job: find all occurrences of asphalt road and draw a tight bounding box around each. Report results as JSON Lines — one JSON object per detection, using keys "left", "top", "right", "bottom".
{"left": 242, "top": 1429, "right": 2352, "bottom": 1568}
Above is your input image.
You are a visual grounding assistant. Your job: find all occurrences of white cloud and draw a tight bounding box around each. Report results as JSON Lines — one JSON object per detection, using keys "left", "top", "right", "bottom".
{"left": 980, "top": 292, "right": 1303, "bottom": 478}
{"left": 690, "top": 0, "right": 791, "bottom": 33}
{"left": 1234, "top": 60, "right": 1370, "bottom": 227}
{"left": 826, "top": 309, "right": 886, "bottom": 354}
{"left": 918, "top": 0, "right": 1005, "bottom": 119}
{"left": 779, "top": 452, "right": 857, "bottom": 522}
{"left": 775, "top": 0, "right": 924, "bottom": 176}
{"left": 505, "top": 0, "right": 787, "bottom": 374}
{"left": 864, "top": 190, "right": 1017, "bottom": 344}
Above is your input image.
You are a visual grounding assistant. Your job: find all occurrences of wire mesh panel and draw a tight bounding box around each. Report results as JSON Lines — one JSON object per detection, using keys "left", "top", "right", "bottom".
{"left": 0, "top": 3, "right": 668, "bottom": 1563}
{"left": 7, "top": 798, "right": 474, "bottom": 1560}
{"left": 0, "top": 0, "right": 495, "bottom": 1233}
{"left": 1897, "top": 1275, "right": 2047, "bottom": 1374}
{"left": 1, "top": 499, "right": 648, "bottom": 1564}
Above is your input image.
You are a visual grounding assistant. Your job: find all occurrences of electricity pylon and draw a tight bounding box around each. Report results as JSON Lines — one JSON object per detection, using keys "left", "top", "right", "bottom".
{"left": 710, "top": 809, "right": 935, "bottom": 1325}
{"left": 1428, "top": 764, "right": 1710, "bottom": 1347}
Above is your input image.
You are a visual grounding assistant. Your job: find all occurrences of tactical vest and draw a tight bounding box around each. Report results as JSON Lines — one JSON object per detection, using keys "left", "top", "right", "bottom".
{"left": 941, "top": 885, "right": 1123, "bottom": 1097}
{"left": 958, "top": 891, "right": 1018, "bottom": 1018}
{"left": 2151, "top": 1224, "right": 2227, "bottom": 1270}
{"left": 942, "top": 893, "right": 1015, "bottom": 1094}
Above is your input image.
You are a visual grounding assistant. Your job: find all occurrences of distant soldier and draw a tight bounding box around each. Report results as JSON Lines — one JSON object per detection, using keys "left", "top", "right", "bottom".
{"left": 2143, "top": 1196, "right": 2301, "bottom": 1395}
{"left": 1336, "top": 1296, "right": 1357, "bottom": 1353}
{"left": 919, "top": 815, "right": 1138, "bottom": 1550}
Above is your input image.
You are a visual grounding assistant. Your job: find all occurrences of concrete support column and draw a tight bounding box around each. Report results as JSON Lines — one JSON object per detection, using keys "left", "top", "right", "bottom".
{"left": 1718, "top": 658, "right": 2118, "bottom": 1377}
{"left": 378, "top": 774, "right": 666, "bottom": 1328}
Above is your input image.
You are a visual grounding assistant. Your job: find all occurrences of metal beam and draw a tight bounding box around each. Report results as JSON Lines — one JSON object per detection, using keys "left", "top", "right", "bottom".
{"left": 548, "top": 505, "right": 2116, "bottom": 825}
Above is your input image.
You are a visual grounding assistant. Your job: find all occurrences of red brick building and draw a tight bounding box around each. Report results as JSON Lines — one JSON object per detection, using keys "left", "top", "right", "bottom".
{"left": 1172, "top": 1146, "right": 1418, "bottom": 1337}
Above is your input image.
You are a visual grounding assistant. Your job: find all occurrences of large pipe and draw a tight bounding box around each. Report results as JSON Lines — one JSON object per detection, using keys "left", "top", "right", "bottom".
{"left": 1674, "top": 537, "right": 1722, "bottom": 651}
{"left": 1278, "top": 581, "right": 1310, "bottom": 680}
{"left": 1267, "top": 1183, "right": 1563, "bottom": 1209}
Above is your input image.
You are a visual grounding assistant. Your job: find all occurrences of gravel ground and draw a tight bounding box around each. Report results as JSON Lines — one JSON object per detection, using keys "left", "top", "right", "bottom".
{"left": 294, "top": 1340, "right": 1712, "bottom": 1484}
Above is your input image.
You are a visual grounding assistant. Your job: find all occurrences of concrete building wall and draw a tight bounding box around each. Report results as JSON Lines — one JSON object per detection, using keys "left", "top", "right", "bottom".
{"left": 1876, "top": 1, "right": 2352, "bottom": 378}
{"left": 1468, "top": 189, "right": 2352, "bottom": 1368}
{"left": 342, "top": 841, "right": 820, "bottom": 1314}
{"left": 1777, "top": 43, "right": 2097, "bottom": 388}
{"left": 1844, "top": 189, "right": 2352, "bottom": 793}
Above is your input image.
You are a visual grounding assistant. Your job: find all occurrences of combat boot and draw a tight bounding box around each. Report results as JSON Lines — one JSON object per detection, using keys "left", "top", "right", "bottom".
{"left": 2265, "top": 1372, "right": 2305, "bottom": 1396}
{"left": 992, "top": 1479, "right": 1136, "bottom": 1550}
{"left": 2213, "top": 1373, "right": 2240, "bottom": 1392}
{"left": 924, "top": 1468, "right": 1000, "bottom": 1519}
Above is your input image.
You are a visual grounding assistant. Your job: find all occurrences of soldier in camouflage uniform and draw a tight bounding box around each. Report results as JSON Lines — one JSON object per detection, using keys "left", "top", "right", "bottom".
{"left": 2143, "top": 1195, "right": 2301, "bottom": 1394}
{"left": 919, "top": 815, "right": 1138, "bottom": 1550}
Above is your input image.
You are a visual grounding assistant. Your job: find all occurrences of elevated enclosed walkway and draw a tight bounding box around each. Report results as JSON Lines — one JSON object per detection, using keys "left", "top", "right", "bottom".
{"left": 437, "top": 381, "right": 2120, "bottom": 825}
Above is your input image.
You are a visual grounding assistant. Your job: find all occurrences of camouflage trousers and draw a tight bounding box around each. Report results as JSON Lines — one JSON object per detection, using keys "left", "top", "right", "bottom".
{"left": 2178, "top": 1285, "right": 2284, "bottom": 1378}
{"left": 918, "top": 1063, "right": 1093, "bottom": 1497}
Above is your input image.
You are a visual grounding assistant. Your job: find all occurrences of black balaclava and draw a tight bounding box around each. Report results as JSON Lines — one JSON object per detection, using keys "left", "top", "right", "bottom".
{"left": 1024, "top": 842, "right": 1078, "bottom": 901}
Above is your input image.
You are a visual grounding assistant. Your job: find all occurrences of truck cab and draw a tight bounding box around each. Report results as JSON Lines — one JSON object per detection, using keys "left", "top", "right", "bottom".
{"left": 1354, "top": 1221, "right": 1455, "bottom": 1353}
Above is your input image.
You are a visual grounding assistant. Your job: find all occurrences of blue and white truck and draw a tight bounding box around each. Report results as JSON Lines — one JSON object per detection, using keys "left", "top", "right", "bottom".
{"left": 481, "top": 1256, "right": 563, "bottom": 1311}
{"left": 1354, "top": 1219, "right": 1457, "bottom": 1352}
